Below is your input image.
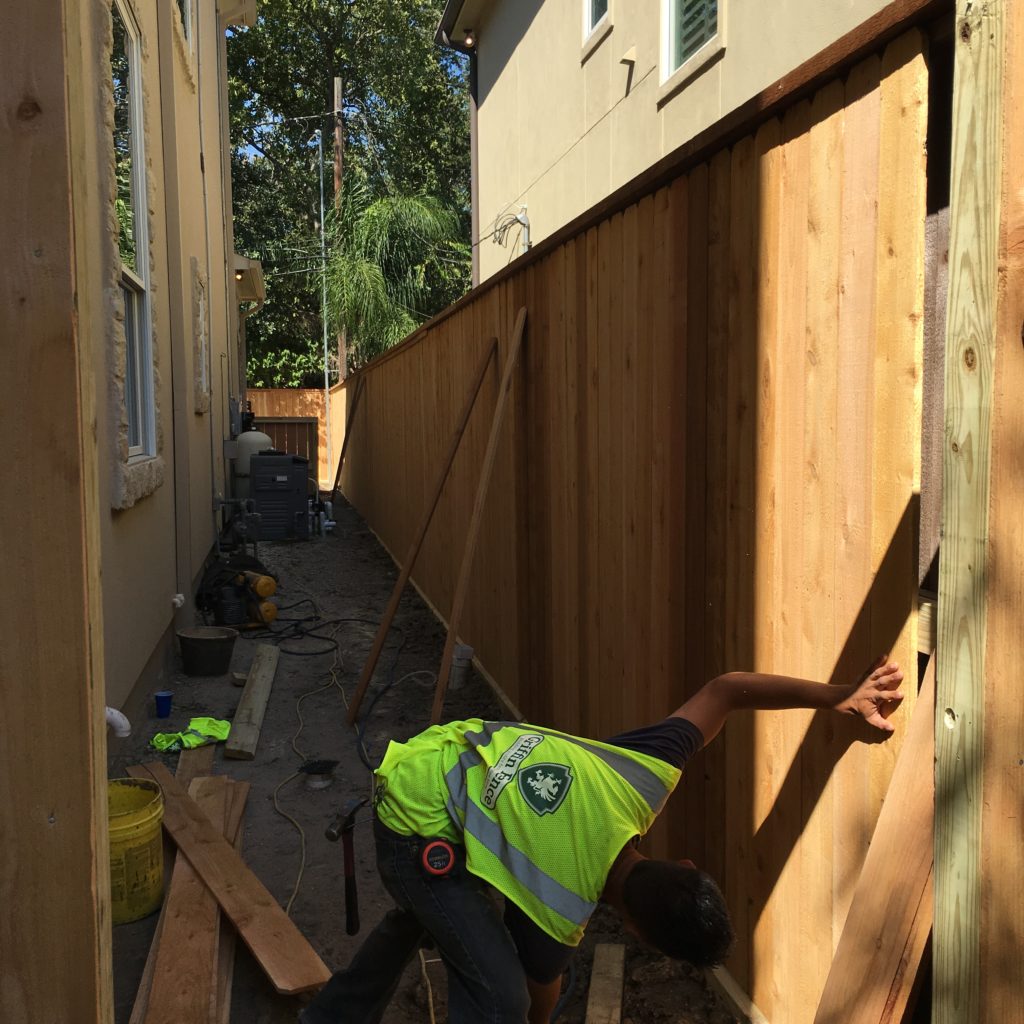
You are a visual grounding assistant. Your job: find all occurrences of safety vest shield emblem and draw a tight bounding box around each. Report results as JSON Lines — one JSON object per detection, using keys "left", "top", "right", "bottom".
{"left": 517, "top": 763, "right": 573, "bottom": 816}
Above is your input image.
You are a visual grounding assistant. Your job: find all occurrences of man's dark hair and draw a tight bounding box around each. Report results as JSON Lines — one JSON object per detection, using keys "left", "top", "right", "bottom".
{"left": 622, "top": 860, "right": 734, "bottom": 968}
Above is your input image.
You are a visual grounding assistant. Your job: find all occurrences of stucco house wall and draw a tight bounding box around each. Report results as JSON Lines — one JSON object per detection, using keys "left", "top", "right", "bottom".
{"left": 457, "top": 0, "right": 894, "bottom": 280}
{"left": 94, "top": 0, "right": 255, "bottom": 709}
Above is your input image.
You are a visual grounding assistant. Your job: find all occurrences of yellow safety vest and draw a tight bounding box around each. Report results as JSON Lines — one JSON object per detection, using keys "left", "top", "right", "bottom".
{"left": 375, "top": 720, "right": 681, "bottom": 945}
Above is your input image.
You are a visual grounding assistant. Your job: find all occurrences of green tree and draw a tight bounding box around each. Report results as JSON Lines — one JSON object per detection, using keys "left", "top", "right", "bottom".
{"left": 228, "top": 0, "right": 471, "bottom": 385}
{"left": 328, "top": 185, "right": 465, "bottom": 365}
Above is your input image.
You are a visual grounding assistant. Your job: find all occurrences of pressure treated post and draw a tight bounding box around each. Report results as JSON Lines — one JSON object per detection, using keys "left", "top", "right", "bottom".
{"left": 0, "top": 1, "right": 112, "bottom": 1021}
{"left": 936, "top": 1, "right": 1024, "bottom": 1019}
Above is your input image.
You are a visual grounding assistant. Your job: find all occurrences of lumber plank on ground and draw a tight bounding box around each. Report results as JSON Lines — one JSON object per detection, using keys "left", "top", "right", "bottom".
{"left": 130, "top": 776, "right": 250, "bottom": 1024}
{"left": 812, "top": 657, "right": 935, "bottom": 1024}
{"left": 225, "top": 644, "right": 280, "bottom": 760}
{"left": 215, "top": 780, "right": 250, "bottom": 1024}
{"left": 127, "top": 761, "right": 330, "bottom": 995}
{"left": 129, "top": 746, "right": 218, "bottom": 1024}
{"left": 144, "top": 777, "right": 229, "bottom": 1024}
{"left": 585, "top": 943, "right": 625, "bottom": 1024}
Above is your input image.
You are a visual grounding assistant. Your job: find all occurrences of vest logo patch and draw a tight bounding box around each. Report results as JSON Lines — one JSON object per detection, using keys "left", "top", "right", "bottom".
{"left": 482, "top": 734, "right": 544, "bottom": 809}
{"left": 518, "top": 763, "right": 573, "bottom": 816}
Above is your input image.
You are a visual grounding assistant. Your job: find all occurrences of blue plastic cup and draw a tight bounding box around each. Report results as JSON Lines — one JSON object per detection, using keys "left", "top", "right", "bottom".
{"left": 154, "top": 690, "right": 173, "bottom": 718}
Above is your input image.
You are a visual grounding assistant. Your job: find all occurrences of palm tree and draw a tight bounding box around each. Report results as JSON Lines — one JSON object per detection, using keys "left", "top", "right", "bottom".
{"left": 326, "top": 183, "right": 466, "bottom": 369}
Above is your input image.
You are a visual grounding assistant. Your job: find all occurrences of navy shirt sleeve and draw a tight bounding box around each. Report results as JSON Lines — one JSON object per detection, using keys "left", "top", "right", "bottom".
{"left": 506, "top": 716, "right": 704, "bottom": 982}
{"left": 602, "top": 715, "right": 705, "bottom": 768}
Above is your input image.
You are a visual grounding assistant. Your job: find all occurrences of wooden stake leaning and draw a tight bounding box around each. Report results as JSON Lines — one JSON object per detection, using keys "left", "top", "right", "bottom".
{"left": 431, "top": 307, "right": 528, "bottom": 725}
{"left": 328, "top": 374, "right": 365, "bottom": 507}
{"left": 347, "top": 339, "right": 499, "bottom": 724}
{"left": 812, "top": 657, "right": 935, "bottom": 1024}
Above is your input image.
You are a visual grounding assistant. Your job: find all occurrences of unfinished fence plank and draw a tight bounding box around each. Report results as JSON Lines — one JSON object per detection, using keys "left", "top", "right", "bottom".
{"left": 144, "top": 777, "right": 229, "bottom": 1024}
{"left": 225, "top": 644, "right": 280, "bottom": 760}
{"left": 431, "top": 307, "right": 529, "bottom": 724}
{"left": 328, "top": 373, "right": 365, "bottom": 507}
{"left": 585, "top": 943, "right": 625, "bottom": 1024}
{"left": 126, "top": 763, "right": 330, "bottom": 995}
{"left": 347, "top": 338, "right": 499, "bottom": 723}
{"left": 813, "top": 657, "right": 935, "bottom": 1024}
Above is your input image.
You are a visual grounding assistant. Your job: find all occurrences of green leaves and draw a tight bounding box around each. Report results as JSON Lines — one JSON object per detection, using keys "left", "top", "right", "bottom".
{"left": 228, "top": 0, "right": 471, "bottom": 386}
{"left": 327, "top": 185, "right": 463, "bottom": 365}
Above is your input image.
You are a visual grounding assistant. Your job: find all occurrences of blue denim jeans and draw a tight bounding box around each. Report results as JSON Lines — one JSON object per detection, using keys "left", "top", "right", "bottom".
{"left": 301, "top": 820, "right": 530, "bottom": 1024}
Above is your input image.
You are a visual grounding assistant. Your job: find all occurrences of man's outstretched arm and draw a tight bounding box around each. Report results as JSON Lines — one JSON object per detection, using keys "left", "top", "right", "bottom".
{"left": 673, "top": 657, "right": 905, "bottom": 747}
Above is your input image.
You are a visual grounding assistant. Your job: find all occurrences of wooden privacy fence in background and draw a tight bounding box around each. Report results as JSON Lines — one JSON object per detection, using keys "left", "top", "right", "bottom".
{"left": 328, "top": 28, "right": 928, "bottom": 1024}
{"left": 247, "top": 388, "right": 328, "bottom": 488}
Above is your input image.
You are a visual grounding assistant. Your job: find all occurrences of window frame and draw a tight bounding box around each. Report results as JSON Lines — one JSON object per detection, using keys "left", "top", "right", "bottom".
{"left": 175, "top": 0, "right": 193, "bottom": 47}
{"left": 112, "top": 0, "right": 156, "bottom": 462}
{"left": 659, "top": 0, "right": 725, "bottom": 102}
{"left": 581, "top": 0, "right": 613, "bottom": 63}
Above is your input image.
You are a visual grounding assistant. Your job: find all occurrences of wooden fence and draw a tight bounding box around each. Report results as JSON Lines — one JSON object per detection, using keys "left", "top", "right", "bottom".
{"left": 329, "top": 24, "right": 932, "bottom": 1021}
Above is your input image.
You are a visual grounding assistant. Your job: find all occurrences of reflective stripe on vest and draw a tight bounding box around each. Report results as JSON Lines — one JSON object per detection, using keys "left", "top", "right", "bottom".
{"left": 430, "top": 720, "right": 681, "bottom": 944}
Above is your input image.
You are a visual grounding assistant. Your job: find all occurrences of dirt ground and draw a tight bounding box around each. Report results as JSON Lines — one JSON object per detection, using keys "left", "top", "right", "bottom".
{"left": 108, "top": 498, "right": 739, "bottom": 1024}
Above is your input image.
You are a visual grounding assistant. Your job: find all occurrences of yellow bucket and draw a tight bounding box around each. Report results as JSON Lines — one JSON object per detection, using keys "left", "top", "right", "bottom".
{"left": 108, "top": 778, "right": 164, "bottom": 924}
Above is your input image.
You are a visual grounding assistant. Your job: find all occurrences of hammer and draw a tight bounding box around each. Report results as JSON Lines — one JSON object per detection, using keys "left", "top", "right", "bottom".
{"left": 326, "top": 797, "right": 368, "bottom": 935}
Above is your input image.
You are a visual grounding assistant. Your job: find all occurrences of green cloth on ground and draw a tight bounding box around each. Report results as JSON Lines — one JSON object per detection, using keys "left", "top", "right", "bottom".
{"left": 151, "top": 716, "right": 231, "bottom": 752}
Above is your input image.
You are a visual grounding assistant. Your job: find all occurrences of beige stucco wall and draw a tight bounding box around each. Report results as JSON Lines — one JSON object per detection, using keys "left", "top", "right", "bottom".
{"left": 473, "top": 0, "right": 892, "bottom": 280}
{"left": 96, "top": 0, "right": 243, "bottom": 706}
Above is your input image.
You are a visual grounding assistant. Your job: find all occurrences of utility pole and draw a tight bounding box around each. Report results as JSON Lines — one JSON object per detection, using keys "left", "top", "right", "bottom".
{"left": 315, "top": 129, "right": 332, "bottom": 486}
{"left": 333, "top": 75, "right": 347, "bottom": 379}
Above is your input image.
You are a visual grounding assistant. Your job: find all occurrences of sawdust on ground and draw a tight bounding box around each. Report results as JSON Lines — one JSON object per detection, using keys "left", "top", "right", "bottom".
{"left": 108, "top": 498, "right": 739, "bottom": 1024}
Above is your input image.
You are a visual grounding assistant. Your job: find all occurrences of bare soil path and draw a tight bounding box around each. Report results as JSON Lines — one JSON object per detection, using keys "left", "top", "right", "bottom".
{"left": 109, "top": 498, "right": 738, "bottom": 1024}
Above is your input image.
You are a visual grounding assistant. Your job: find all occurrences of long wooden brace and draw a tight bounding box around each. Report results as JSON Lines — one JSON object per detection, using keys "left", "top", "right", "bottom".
{"left": 346, "top": 338, "right": 499, "bottom": 724}
{"left": 431, "top": 306, "right": 528, "bottom": 724}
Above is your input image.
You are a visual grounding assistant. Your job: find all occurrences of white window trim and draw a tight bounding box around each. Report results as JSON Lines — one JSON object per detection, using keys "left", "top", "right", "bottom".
{"left": 115, "top": 0, "right": 156, "bottom": 462}
{"left": 172, "top": 0, "right": 199, "bottom": 91}
{"left": 581, "top": 0, "right": 613, "bottom": 65}
{"left": 658, "top": 0, "right": 726, "bottom": 106}
{"left": 108, "top": 0, "right": 165, "bottom": 508}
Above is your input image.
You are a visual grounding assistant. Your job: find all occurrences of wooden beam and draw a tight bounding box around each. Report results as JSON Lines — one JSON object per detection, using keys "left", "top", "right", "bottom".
{"left": 934, "top": 2, "right": 1002, "bottom": 1019}
{"left": 707, "top": 967, "right": 770, "bottom": 1024}
{"left": 127, "top": 763, "right": 330, "bottom": 995}
{"left": 347, "top": 339, "right": 498, "bottom": 723}
{"left": 431, "top": 307, "right": 528, "bottom": 724}
{"left": 813, "top": 659, "right": 935, "bottom": 1024}
{"left": 938, "top": 1, "right": 1024, "bottom": 1019}
{"left": 215, "top": 782, "right": 250, "bottom": 1024}
{"left": 584, "top": 944, "right": 625, "bottom": 1024}
{"left": 129, "top": 746, "right": 219, "bottom": 1024}
{"left": 0, "top": 1, "right": 112, "bottom": 1022}
{"left": 144, "top": 778, "right": 229, "bottom": 1024}
{"left": 224, "top": 644, "right": 279, "bottom": 760}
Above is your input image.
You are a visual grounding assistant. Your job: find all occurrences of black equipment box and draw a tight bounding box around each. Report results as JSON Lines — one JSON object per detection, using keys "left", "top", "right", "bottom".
{"left": 249, "top": 452, "right": 310, "bottom": 540}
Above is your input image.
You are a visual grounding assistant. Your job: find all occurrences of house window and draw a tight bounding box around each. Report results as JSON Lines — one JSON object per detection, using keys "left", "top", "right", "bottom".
{"left": 112, "top": 0, "right": 154, "bottom": 458}
{"left": 176, "top": 0, "right": 192, "bottom": 41}
{"left": 586, "top": 0, "right": 609, "bottom": 35}
{"left": 668, "top": 0, "right": 718, "bottom": 73}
